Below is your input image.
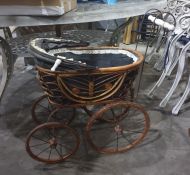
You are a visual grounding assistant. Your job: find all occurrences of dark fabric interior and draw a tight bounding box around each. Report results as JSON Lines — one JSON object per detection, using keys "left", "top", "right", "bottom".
{"left": 56, "top": 52, "right": 134, "bottom": 68}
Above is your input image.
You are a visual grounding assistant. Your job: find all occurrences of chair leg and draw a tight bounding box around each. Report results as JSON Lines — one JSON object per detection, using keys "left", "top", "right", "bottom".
{"left": 145, "top": 29, "right": 165, "bottom": 63}
{"left": 154, "top": 57, "right": 165, "bottom": 71}
{"left": 164, "top": 31, "right": 186, "bottom": 76}
{"left": 159, "top": 44, "right": 190, "bottom": 107}
{"left": 147, "top": 69, "right": 168, "bottom": 96}
{"left": 172, "top": 75, "right": 190, "bottom": 115}
{"left": 166, "top": 47, "right": 181, "bottom": 76}
{"left": 154, "top": 34, "right": 173, "bottom": 71}
{"left": 147, "top": 34, "right": 180, "bottom": 96}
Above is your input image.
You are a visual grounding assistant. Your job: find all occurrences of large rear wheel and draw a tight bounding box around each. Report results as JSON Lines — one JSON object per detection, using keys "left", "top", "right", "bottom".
{"left": 86, "top": 101, "right": 150, "bottom": 154}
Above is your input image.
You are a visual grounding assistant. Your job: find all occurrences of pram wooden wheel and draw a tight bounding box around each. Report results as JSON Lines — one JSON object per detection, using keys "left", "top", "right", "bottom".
{"left": 86, "top": 101, "right": 150, "bottom": 154}
{"left": 26, "top": 122, "right": 80, "bottom": 164}
{"left": 32, "top": 95, "right": 75, "bottom": 124}
{"left": 48, "top": 108, "right": 76, "bottom": 124}
{"left": 31, "top": 95, "right": 52, "bottom": 124}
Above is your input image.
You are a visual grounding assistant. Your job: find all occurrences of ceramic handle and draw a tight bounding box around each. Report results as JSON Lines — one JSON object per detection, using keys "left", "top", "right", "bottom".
{"left": 148, "top": 15, "right": 175, "bottom": 31}
{"left": 51, "top": 59, "right": 62, "bottom": 71}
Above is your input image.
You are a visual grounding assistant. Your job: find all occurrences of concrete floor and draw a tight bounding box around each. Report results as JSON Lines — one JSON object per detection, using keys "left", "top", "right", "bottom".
{"left": 1, "top": 56, "right": 190, "bottom": 175}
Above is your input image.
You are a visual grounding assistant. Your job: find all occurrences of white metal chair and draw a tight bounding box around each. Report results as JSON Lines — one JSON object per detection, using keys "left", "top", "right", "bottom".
{"left": 145, "top": 0, "right": 190, "bottom": 114}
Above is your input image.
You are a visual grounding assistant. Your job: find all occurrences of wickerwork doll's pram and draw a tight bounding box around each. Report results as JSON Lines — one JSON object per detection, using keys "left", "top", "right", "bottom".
{"left": 26, "top": 38, "right": 150, "bottom": 164}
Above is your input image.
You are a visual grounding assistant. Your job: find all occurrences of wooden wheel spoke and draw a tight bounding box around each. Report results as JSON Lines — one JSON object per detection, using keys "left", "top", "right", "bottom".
{"left": 116, "top": 133, "right": 119, "bottom": 151}
{"left": 123, "top": 129, "right": 144, "bottom": 134}
{"left": 55, "top": 147, "right": 63, "bottom": 158}
{"left": 121, "top": 133, "right": 133, "bottom": 145}
{"left": 109, "top": 108, "right": 128, "bottom": 122}
{"left": 38, "top": 104, "right": 50, "bottom": 111}
{"left": 30, "top": 142, "right": 48, "bottom": 148}
{"left": 47, "top": 127, "right": 58, "bottom": 138}
{"left": 117, "top": 108, "right": 129, "bottom": 119}
{"left": 32, "top": 135, "right": 49, "bottom": 144}
{"left": 58, "top": 143, "right": 74, "bottom": 152}
{"left": 135, "top": 119, "right": 145, "bottom": 124}
{"left": 48, "top": 148, "right": 52, "bottom": 160}
{"left": 45, "top": 129, "right": 53, "bottom": 139}
{"left": 36, "top": 146, "right": 50, "bottom": 156}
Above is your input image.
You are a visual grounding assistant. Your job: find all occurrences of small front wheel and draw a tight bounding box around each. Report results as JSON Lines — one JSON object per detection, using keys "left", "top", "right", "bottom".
{"left": 26, "top": 122, "right": 80, "bottom": 164}
{"left": 32, "top": 95, "right": 75, "bottom": 124}
{"left": 31, "top": 95, "right": 54, "bottom": 124}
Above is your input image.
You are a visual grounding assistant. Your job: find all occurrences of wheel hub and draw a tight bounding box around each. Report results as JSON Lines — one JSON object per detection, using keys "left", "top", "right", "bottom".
{"left": 114, "top": 124, "right": 123, "bottom": 134}
{"left": 48, "top": 137, "right": 57, "bottom": 148}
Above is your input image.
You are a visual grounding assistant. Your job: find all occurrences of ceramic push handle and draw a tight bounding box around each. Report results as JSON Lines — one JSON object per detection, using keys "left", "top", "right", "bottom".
{"left": 148, "top": 15, "right": 175, "bottom": 31}
{"left": 51, "top": 59, "right": 62, "bottom": 71}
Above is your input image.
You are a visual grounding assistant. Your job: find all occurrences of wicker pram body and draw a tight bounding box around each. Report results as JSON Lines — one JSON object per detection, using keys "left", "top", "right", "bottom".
{"left": 36, "top": 47, "right": 143, "bottom": 107}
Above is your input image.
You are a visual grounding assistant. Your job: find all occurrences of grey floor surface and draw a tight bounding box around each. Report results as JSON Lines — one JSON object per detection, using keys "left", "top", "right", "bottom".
{"left": 0, "top": 57, "right": 190, "bottom": 175}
